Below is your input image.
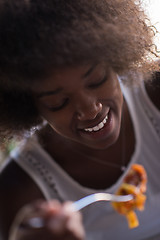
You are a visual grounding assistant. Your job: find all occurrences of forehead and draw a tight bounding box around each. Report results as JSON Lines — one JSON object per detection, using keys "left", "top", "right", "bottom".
{"left": 32, "top": 63, "right": 107, "bottom": 93}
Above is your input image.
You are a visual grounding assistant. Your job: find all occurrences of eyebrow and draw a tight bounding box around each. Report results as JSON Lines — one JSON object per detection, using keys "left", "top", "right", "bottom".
{"left": 37, "top": 64, "right": 97, "bottom": 98}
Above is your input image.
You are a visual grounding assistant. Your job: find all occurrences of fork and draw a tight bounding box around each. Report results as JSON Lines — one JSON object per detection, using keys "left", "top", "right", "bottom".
{"left": 72, "top": 192, "right": 133, "bottom": 211}
{"left": 9, "top": 193, "right": 134, "bottom": 240}
{"left": 22, "top": 193, "right": 133, "bottom": 228}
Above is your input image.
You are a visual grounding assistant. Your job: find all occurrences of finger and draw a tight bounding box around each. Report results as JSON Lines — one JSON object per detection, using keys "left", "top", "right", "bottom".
{"left": 48, "top": 202, "right": 85, "bottom": 239}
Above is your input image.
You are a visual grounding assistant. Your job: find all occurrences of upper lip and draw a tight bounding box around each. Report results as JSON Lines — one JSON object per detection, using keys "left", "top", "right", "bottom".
{"left": 78, "top": 111, "right": 109, "bottom": 130}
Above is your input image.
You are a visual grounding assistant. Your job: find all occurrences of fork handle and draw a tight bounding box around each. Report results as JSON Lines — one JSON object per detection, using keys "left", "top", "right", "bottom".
{"left": 12, "top": 193, "right": 132, "bottom": 230}
{"left": 72, "top": 193, "right": 133, "bottom": 211}
{"left": 72, "top": 194, "right": 98, "bottom": 211}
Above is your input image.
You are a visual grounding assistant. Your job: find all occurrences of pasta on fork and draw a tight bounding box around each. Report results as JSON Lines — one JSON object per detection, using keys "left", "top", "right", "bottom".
{"left": 112, "top": 164, "right": 147, "bottom": 228}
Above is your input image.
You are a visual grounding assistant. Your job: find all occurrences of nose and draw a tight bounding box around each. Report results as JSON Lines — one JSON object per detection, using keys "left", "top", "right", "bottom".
{"left": 74, "top": 92, "right": 102, "bottom": 121}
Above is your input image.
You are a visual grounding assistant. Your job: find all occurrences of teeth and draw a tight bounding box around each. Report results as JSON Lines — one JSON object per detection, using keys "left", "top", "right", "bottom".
{"left": 84, "top": 114, "right": 108, "bottom": 132}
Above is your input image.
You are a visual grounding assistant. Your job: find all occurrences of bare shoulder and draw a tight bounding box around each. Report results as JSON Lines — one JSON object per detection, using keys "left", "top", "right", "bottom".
{"left": 145, "top": 71, "right": 160, "bottom": 111}
{"left": 0, "top": 159, "right": 44, "bottom": 240}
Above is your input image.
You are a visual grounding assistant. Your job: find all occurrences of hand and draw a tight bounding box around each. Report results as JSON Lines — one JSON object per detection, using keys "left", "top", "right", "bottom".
{"left": 9, "top": 200, "right": 85, "bottom": 240}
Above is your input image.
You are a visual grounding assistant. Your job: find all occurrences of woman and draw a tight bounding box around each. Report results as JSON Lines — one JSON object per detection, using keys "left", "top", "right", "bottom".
{"left": 0, "top": 0, "right": 160, "bottom": 239}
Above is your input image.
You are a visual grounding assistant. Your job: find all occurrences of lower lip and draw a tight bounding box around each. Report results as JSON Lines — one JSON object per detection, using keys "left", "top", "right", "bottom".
{"left": 79, "top": 111, "right": 114, "bottom": 141}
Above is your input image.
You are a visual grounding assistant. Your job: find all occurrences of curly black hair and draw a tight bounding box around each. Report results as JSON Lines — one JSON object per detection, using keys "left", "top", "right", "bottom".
{"left": 0, "top": 0, "right": 159, "bottom": 141}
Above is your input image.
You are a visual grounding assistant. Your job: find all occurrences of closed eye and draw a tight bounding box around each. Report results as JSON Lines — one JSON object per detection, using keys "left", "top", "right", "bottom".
{"left": 88, "top": 75, "right": 107, "bottom": 89}
{"left": 48, "top": 98, "right": 69, "bottom": 112}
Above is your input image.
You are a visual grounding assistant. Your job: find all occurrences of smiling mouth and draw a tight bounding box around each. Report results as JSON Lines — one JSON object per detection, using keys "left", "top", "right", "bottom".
{"left": 84, "top": 112, "right": 109, "bottom": 133}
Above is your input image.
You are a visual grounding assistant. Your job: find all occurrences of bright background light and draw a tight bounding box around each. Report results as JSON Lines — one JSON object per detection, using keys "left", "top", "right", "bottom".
{"left": 142, "top": 0, "right": 160, "bottom": 50}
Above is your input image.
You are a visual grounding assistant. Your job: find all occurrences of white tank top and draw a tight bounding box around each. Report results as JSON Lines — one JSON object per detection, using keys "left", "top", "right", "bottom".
{"left": 11, "top": 81, "right": 160, "bottom": 240}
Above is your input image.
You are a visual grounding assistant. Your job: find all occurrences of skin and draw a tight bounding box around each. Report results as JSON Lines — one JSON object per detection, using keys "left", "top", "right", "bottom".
{"left": 9, "top": 201, "right": 85, "bottom": 240}
{"left": 0, "top": 63, "right": 160, "bottom": 240}
{"left": 33, "top": 63, "right": 124, "bottom": 150}
{"left": 31, "top": 63, "right": 135, "bottom": 189}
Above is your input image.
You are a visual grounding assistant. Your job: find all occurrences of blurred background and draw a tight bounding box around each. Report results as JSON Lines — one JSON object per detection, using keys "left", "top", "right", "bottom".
{"left": 143, "top": 0, "right": 160, "bottom": 50}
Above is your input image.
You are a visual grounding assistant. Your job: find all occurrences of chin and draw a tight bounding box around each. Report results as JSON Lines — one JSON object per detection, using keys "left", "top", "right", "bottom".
{"left": 83, "top": 131, "right": 120, "bottom": 150}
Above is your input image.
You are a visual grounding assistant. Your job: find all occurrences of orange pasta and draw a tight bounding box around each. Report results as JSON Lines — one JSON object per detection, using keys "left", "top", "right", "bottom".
{"left": 112, "top": 164, "right": 147, "bottom": 228}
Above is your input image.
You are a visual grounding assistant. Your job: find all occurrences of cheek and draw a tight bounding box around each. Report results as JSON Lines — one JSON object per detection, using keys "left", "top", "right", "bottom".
{"left": 115, "top": 85, "right": 123, "bottom": 115}
{"left": 100, "top": 73, "right": 122, "bottom": 98}
{"left": 103, "top": 79, "right": 123, "bottom": 105}
{"left": 105, "top": 79, "right": 123, "bottom": 118}
{"left": 112, "top": 76, "right": 123, "bottom": 100}
{"left": 42, "top": 111, "right": 72, "bottom": 136}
